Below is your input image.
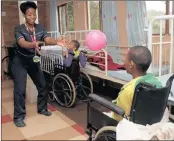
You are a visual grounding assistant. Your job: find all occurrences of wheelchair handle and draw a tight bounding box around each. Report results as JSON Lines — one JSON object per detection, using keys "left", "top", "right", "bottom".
{"left": 88, "top": 94, "right": 125, "bottom": 116}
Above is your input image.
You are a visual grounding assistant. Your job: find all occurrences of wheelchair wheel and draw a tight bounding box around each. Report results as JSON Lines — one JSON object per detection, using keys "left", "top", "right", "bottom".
{"left": 52, "top": 73, "right": 76, "bottom": 107}
{"left": 94, "top": 126, "right": 116, "bottom": 141}
{"left": 76, "top": 71, "right": 93, "bottom": 101}
{"left": 2, "top": 56, "right": 12, "bottom": 78}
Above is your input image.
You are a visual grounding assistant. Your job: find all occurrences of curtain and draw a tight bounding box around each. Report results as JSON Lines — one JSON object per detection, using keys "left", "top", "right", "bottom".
{"left": 126, "top": 1, "right": 148, "bottom": 46}
{"left": 101, "top": 1, "right": 121, "bottom": 63}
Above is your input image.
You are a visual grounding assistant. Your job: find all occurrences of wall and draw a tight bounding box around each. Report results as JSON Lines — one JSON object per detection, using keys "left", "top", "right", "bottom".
{"left": 37, "top": 0, "right": 50, "bottom": 31}
{"left": 1, "top": 0, "right": 19, "bottom": 46}
{"left": 116, "top": 1, "right": 128, "bottom": 46}
{"left": 73, "top": 1, "right": 88, "bottom": 30}
{"left": 1, "top": 25, "right": 6, "bottom": 59}
{"left": 56, "top": 0, "right": 71, "bottom": 6}
{"left": 56, "top": 1, "right": 88, "bottom": 31}
{"left": 1, "top": 0, "right": 51, "bottom": 46}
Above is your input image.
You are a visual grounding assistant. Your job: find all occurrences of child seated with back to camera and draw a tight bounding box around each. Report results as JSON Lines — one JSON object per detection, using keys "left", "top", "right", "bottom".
{"left": 63, "top": 40, "right": 87, "bottom": 68}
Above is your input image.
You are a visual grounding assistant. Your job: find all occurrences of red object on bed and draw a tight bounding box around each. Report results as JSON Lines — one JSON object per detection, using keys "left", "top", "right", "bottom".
{"left": 87, "top": 51, "right": 125, "bottom": 71}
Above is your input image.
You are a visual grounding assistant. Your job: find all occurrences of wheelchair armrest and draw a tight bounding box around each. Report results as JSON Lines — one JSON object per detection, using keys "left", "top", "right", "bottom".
{"left": 88, "top": 94, "right": 125, "bottom": 116}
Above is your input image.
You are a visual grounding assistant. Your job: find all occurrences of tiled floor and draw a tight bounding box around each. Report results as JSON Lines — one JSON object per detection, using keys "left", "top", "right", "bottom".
{"left": 2, "top": 80, "right": 87, "bottom": 140}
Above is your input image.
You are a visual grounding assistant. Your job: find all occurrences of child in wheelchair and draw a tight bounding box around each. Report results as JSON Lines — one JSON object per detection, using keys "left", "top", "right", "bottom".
{"left": 107, "top": 46, "right": 163, "bottom": 121}
{"left": 63, "top": 40, "right": 87, "bottom": 83}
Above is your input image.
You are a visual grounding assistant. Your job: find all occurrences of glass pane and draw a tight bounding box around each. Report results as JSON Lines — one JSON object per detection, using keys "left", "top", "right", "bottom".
{"left": 169, "top": 1, "right": 174, "bottom": 34}
{"left": 59, "top": 6, "right": 67, "bottom": 34}
{"left": 66, "top": 2, "right": 74, "bottom": 31}
{"left": 146, "top": 1, "right": 166, "bottom": 34}
{"left": 170, "top": 1, "right": 173, "bottom": 14}
{"left": 89, "top": 1, "right": 100, "bottom": 30}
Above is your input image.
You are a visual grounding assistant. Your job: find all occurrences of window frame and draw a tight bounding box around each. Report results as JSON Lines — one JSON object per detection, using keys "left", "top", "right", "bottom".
{"left": 86, "top": 1, "right": 101, "bottom": 30}
{"left": 147, "top": 0, "right": 172, "bottom": 36}
{"left": 57, "top": 4, "right": 68, "bottom": 34}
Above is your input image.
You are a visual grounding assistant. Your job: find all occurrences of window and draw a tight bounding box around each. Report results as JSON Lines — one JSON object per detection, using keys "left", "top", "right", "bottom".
{"left": 87, "top": 1, "right": 100, "bottom": 30}
{"left": 58, "top": 5, "right": 67, "bottom": 34}
{"left": 66, "top": 2, "right": 74, "bottom": 31}
{"left": 169, "top": 1, "right": 174, "bottom": 34}
{"left": 146, "top": 0, "right": 173, "bottom": 35}
{"left": 146, "top": 1, "right": 166, "bottom": 34}
{"left": 170, "top": 0, "right": 173, "bottom": 14}
{"left": 58, "top": 2, "right": 74, "bottom": 34}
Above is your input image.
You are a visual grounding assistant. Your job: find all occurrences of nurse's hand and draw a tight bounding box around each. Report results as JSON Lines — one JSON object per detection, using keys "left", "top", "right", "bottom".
{"left": 34, "top": 41, "right": 42, "bottom": 50}
{"left": 36, "top": 48, "right": 41, "bottom": 55}
{"left": 57, "top": 40, "right": 69, "bottom": 47}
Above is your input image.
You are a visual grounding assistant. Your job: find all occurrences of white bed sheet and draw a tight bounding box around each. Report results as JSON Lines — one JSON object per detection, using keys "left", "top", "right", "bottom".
{"left": 41, "top": 45, "right": 64, "bottom": 55}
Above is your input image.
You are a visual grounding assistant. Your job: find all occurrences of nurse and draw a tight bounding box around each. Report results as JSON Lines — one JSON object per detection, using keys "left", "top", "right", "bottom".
{"left": 12, "top": 1, "right": 64, "bottom": 127}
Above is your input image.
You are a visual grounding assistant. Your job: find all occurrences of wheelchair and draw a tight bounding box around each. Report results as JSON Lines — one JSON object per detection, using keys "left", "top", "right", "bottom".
{"left": 86, "top": 74, "right": 174, "bottom": 141}
{"left": 46, "top": 57, "right": 93, "bottom": 108}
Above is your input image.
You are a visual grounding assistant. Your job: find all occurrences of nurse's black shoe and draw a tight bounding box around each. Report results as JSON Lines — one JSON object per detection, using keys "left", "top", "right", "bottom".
{"left": 14, "top": 120, "right": 26, "bottom": 127}
{"left": 38, "top": 109, "right": 52, "bottom": 116}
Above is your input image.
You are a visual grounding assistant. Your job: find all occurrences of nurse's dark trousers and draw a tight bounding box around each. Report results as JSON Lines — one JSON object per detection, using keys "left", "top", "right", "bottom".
{"left": 11, "top": 54, "right": 48, "bottom": 122}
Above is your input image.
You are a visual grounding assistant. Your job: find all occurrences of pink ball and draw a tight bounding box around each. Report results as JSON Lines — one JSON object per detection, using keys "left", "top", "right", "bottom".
{"left": 86, "top": 30, "right": 107, "bottom": 51}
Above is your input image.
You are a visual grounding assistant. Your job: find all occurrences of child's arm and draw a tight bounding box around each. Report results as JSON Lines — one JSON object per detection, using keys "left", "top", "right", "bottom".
{"left": 79, "top": 52, "right": 87, "bottom": 68}
{"left": 63, "top": 50, "right": 74, "bottom": 67}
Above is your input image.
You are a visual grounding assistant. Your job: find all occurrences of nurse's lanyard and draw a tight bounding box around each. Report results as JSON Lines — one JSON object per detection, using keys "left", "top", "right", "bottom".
{"left": 25, "top": 24, "right": 40, "bottom": 63}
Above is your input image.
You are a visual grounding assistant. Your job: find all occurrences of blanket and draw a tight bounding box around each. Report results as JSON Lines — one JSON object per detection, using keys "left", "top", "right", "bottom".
{"left": 104, "top": 108, "right": 174, "bottom": 140}
{"left": 87, "top": 51, "right": 125, "bottom": 71}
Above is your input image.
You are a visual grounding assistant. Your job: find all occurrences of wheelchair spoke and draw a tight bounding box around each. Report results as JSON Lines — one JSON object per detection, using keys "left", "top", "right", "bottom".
{"left": 63, "top": 89, "right": 71, "bottom": 92}
{"left": 63, "top": 95, "right": 68, "bottom": 105}
{"left": 54, "top": 81, "right": 62, "bottom": 89}
{"left": 81, "top": 85, "right": 91, "bottom": 91}
{"left": 53, "top": 74, "right": 76, "bottom": 107}
{"left": 63, "top": 91, "right": 71, "bottom": 100}
{"left": 54, "top": 90, "right": 62, "bottom": 93}
{"left": 76, "top": 85, "right": 90, "bottom": 101}
{"left": 80, "top": 86, "right": 88, "bottom": 97}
